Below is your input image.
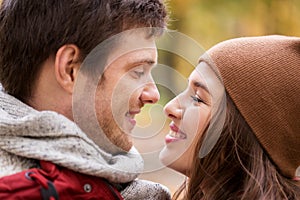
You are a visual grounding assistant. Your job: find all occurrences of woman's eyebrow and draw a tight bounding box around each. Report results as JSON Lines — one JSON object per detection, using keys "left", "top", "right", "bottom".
{"left": 193, "top": 81, "right": 210, "bottom": 93}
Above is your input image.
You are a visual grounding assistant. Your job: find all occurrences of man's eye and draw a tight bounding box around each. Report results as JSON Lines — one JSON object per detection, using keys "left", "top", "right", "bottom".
{"left": 134, "top": 70, "right": 145, "bottom": 78}
{"left": 191, "top": 95, "right": 205, "bottom": 104}
{"left": 131, "top": 67, "right": 145, "bottom": 78}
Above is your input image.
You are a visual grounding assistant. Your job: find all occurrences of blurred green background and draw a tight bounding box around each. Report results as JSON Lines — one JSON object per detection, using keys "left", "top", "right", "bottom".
{"left": 169, "top": 0, "right": 300, "bottom": 47}
{"left": 137, "top": 0, "right": 300, "bottom": 195}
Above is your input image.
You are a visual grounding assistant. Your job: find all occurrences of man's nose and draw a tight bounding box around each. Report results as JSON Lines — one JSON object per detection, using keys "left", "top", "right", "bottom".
{"left": 139, "top": 82, "right": 160, "bottom": 104}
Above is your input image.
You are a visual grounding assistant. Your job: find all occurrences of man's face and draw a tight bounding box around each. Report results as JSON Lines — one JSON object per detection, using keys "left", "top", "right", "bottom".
{"left": 95, "top": 34, "right": 160, "bottom": 151}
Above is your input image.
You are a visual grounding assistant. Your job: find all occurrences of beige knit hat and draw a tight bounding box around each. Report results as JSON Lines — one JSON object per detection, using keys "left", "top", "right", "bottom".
{"left": 199, "top": 35, "right": 300, "bottom": 179}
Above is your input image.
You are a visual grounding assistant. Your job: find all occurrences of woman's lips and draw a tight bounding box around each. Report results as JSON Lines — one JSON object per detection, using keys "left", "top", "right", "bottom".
{"left": 170, "top": 122, "right": 179, "bottom": 132}
{"left": 165, "top": 123, "right": 187, "bottom": 144}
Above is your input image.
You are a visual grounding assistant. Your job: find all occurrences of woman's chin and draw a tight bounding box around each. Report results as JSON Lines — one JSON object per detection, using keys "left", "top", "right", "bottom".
{"left": 159, "top": 147, "right": 189, "bottom": 176}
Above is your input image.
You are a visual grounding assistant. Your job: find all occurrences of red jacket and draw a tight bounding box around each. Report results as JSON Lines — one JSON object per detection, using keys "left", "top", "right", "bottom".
{"left": 0, "top": 161, "right": 123, "bottom": 200}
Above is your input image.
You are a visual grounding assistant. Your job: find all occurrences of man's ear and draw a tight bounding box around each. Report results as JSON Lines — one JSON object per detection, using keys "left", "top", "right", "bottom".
{"left": 54, "top": 44, "right": 81, "bottom": 94}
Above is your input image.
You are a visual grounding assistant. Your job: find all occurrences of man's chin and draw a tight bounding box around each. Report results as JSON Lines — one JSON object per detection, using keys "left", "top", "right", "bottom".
{"left": 116, "top": 141, "right": 133, "bottom": 152}
{"left": 109, "top": 131, "right": 133, "bottom": 152}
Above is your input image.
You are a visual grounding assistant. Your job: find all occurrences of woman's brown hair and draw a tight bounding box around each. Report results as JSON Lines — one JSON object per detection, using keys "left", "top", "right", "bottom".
{"left": 173, "top": 94, "right": 300, "bottom": 200}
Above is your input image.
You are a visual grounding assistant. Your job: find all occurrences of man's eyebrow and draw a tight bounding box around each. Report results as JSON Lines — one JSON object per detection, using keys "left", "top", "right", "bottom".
{"left": 193, "top": 81, "right": 210, "bottom": 94}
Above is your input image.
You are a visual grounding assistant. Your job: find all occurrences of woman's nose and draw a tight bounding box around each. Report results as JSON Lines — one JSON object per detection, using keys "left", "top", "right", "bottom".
{"left": 164, "top": 97, "right": 183, "bottom": 120}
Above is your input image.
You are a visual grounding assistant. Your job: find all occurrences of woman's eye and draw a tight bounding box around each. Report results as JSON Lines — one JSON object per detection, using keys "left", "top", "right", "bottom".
{"left": 191, "top": 95, "right": 205, "bottom": 104}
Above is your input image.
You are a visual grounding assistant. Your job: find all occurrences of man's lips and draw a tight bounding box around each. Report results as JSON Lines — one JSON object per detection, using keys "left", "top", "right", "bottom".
{"left": 165, "top": 122, "right": 187, "bottom": 144}
{"left": 126, "top": 110, "right": 140, "bottom": 126}
{"left": 128, "top": 110, "right": 141, "bottom": 115}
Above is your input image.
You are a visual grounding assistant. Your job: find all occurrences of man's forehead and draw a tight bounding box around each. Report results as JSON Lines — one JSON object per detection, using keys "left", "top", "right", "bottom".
{"left": 108, "top": 44, "right": 157, "bottom": 67}
{"left": 117, "top": 36, "right": 156, "bottom": 52}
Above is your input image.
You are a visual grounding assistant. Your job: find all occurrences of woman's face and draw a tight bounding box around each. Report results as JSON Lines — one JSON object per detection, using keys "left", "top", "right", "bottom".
{"left": 159, "top": 62, "right": 225, "bottom": 176}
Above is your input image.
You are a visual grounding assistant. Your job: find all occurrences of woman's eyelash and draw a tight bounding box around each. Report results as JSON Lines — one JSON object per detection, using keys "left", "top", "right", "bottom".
{"left": 191, "top": 95, "right": 205, "bottom": 104}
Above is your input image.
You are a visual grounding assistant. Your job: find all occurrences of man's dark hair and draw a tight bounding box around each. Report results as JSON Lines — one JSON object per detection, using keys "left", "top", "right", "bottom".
{"left": 0, "top": 0, "right": 167, "bottom": 101}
